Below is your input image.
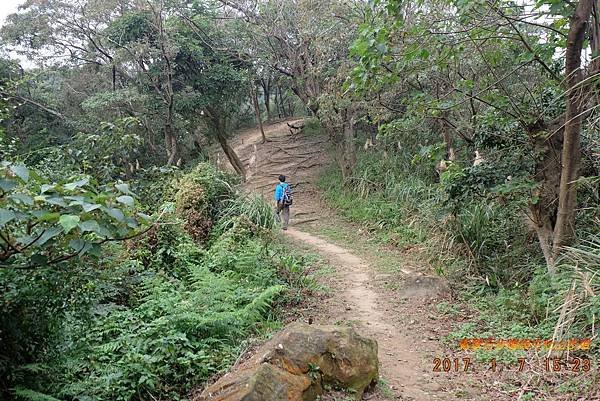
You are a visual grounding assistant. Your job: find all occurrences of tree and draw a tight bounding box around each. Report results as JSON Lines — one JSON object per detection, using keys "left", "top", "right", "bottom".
{"left": 219, "top": 0, "right": 364, "bottom": 175}
{"left": 349, "top": 0, "right": 599, "bottom": 271}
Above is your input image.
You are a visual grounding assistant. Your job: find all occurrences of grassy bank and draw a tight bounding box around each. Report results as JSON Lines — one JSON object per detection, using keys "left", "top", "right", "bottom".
{"left": 317, "top": 151, "right": 599, "bottom": 359}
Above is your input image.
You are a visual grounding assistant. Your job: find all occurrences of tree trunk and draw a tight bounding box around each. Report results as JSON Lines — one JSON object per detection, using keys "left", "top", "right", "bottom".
{"left": 164, "top": 92, "right": 179, "bottom": 166}
{"left": 112, "top": 64, "right": 117, "bottom": 91}
{"left": 260, "top": 77, "right": 272, "bottom": 120}
{"left": 164, "top": 121, "right": 179, "bottom": 165}
{"left": 551, "top": 0, "right": 594, "bottom": 266}
{"left": 214, "top": 116, "right": 246, "bottom": 182}
{"left": 251, "top": 83, "right": 267, "bottom": 142}
{"left": 528, "top": 121, "right": 563, "bottom": 268}
{"left": 590, "top": 1, "right": 600, "bottom": 73}
{"left": 275, "top": 85, "right": 283, "bottom": 118}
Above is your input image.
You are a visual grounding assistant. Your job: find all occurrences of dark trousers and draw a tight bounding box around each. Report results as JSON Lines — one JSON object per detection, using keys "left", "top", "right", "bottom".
{"left": 276, "top": 202, "right": 290, "bottom": 229}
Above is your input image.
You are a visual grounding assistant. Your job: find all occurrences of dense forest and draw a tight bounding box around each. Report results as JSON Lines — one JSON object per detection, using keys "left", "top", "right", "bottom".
{"left": 0, "top": 0, "right": 598, "bottom": 400}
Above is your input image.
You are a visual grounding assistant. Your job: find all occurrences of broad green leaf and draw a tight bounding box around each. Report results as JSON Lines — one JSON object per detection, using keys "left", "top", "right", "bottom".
{"left": 82, "top": 202, "right": 101, "bottom": 212}
{"left": 116, "top": 195, "right": 134, "bottom": 207}
{"left": 79, "top": 220, "right": 100, "bottom": 233}
{"left": 115, "top": 183, "right": 134, "bottom": 196}
{"left": 65, "top": 196, "right": 85, "bottom": 203}
{"left": 88, "top": 243, "right": 102, "bottom": 257}
{"left": 59, "top": 215, "right": 80, "bottom": 233}
{"left": 15, "top": 234, "right": 34, "bottom": 245}
{"left": 69, "top": 239, "right": 93, "bottom": 254}
{"left": 9, "top": 193, "right": 34, "bottom": 205}
{"left": 46, "top": 197, "right": 68, "bottom": 207}
{"left": 64, "top": 178, "right": 89, "bottom": 191}
{"left": 40, "top": 184, "right": 55, "bottom": 193}
{"left": 0, "top": 179, "right": 16, "bottom": 192}
{"left": 38, "top": 212, "right": 60, "bottom": 223}
{"left": 36, "top": 227, "right": 62, "bottom": 246}
{"left": 0, "top": 209, "right": 16, "bottom": 227}
{"left": 10, "top": 164, "right": 29, "bottom": 182}
{"left": 30, "top": 254, "right": 49, "bottom": 265}
{"left": 125, "top": 217, "right": 139, "bottom": 229}
{"left": 105, "top": 207, "right": 125, "bottom": 222}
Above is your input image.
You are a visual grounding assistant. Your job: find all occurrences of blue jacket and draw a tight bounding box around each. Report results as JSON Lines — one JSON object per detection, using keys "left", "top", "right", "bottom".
{"left": 274, "top": 182, "right": 289, "bottom": 202}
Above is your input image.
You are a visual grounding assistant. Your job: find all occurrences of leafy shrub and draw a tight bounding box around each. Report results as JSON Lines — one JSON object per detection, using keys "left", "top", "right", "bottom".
{"left": 0, "top": 162, "right": 148, "bottom": 269}
{"left": 3, "top": 160, "right": 315, "bottom": 401}
{"left": 302, "top": 117, "right": 325, "bottom": 137}
{"left": 173, "top": 163, "right": 234, "bottom": 242}
{"left": 48, "top": 231, "right": 285, "bottom": 401}
{"left": 448, "top": 201, "right": 538, "bottom": 286}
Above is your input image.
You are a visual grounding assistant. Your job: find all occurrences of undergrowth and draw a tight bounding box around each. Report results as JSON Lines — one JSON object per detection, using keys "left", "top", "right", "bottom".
{"left": 318, "top": 150, "right": 599, "bottom": 361}
{"left": 2, "top": 163, "right": 317, "bottom": 401}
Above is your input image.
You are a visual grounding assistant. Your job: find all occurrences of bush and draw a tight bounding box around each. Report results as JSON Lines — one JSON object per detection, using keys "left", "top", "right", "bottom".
{"left": 173, "top": 163, "right": 234, "bottom": 242}
{"left": 47, "top": 228, "right": 285, "bottom": 401}
{"left": 3, "top": 162, "right": 316, "bottom": 401}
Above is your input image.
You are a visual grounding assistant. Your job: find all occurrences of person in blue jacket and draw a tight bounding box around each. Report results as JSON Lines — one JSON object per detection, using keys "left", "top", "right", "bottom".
{"left": 274, "top": 174, "right": 291, "bottom": 230}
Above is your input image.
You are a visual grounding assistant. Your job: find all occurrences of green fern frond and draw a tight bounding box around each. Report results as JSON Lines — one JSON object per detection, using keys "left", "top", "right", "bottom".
{"left": 13, "top": 388, "right": 63, "bottom": 401}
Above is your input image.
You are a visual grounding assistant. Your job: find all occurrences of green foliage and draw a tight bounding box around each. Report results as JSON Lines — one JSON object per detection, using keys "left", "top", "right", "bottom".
{"left": 302, "top": 117, "right": 325, "bottom": 137}
{"left": 106, "top": 11, "right": 155, "bottom": 45}
{"left": 2, "top": 161, "right": 315, "bottom": 401}
{"left": 0, "top": 161, "right": 148, "bottom": 269}
{"left": 48, "top": 228, "right": 285, "bottom": 401}
{"left": 173, "top": 163, "right": 234, "bottom": 242}
{"left": 216, "top": 194, "right": 277, "bottom": 234}
{"left": 69, "top": 117, "right": 145, "bottom": 180}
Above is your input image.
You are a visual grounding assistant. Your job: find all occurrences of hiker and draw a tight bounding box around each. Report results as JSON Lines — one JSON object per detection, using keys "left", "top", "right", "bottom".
{"left": 274, "top": 174, "right": 292, "bottom": 230}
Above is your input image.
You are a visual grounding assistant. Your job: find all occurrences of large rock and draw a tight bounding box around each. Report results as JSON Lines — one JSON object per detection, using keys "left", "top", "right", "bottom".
{"left": 196, "top": 322, "right": 378, "bottom": 401}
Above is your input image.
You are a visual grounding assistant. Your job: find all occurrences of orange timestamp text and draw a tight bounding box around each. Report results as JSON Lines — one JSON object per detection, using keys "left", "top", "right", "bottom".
{"left": 459, "top": 337, "right": 591, "bottom": 351}
{"left": 433, "top": 357, "right": 592, "bottom": 373}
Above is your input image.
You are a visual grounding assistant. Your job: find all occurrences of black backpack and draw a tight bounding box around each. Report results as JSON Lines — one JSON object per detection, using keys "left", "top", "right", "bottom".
{"left": 282, "top": 184, "right": 293, "bottom": 206}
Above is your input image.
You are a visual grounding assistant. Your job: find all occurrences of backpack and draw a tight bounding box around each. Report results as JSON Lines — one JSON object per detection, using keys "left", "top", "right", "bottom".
{"left": 281, "top": 183, "right": 293, "bottom": 206}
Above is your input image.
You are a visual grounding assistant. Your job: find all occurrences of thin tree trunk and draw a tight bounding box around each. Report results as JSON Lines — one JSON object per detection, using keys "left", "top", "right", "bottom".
{"left": 112, "top": 64, "right": 116, "bottom": 91}
{"left": 279, "top": 86, "right": 287, "bottom": 117}
{"left": 165, "top": 118, "right": 179, "bottom": 165}
{"left": 591, "top": 1, "right": 600, "bottom": 73}
{"left": 528, "top": 120, "right": 563, "bottom": 268}
{"left": 260, "top": 77, "right": 272, "bottom": 120}
{"left": 251, "top": 83, "right": 267, "bottom": 142}
{"left": 551, "top": 0, "right": 594, "bottom": 267}
{"left": 214, "top": 116, "right": 246, "bottom": 181}
{"left": 275, "top": 85, "right": 282, "bottom": 118}
{"left": 164, "top": 89, "right": 179, "bottom": 165}
{"left": 155, "top": 1, "right": 179, "bottom": 166}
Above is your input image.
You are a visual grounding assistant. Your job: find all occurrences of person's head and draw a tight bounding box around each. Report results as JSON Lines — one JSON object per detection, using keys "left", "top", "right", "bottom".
{"left": 278, "top": 174, "right": 286, "bottom": 182}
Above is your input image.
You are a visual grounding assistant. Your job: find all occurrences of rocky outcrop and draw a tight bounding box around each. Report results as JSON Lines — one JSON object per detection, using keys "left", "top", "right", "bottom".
{"left": 196, "top": 322, "right": 379, "bottom": 401}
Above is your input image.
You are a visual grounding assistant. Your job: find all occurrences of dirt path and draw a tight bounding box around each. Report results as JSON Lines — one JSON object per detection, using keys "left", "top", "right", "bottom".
{"left": 222, "top": 119, "right": 463, "bottom": 400}
{"left": 285, "top": 227, "right": 444, "bottom": 400}
{"left": 215, "top": 120, "right": 597, "bottom": 401}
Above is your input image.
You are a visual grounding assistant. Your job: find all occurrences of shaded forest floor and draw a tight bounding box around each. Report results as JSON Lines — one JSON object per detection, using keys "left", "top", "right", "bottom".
{"left": 218, "top": 119, "right": 595, "bottom": 401}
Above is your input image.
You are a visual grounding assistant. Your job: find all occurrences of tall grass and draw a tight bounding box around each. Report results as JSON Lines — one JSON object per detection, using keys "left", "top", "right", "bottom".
{"left": 553, "top": 234, "right": 600, "bottom": 343}
{"left": 319, "top": 148, "right": 599, "bottom": 359}
{"left": 215, "top": 194, "right": 277, "bottom": 233}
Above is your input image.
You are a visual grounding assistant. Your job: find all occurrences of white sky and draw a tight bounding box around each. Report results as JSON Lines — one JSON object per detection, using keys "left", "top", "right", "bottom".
{"left": 0, "top": 0, "right": 34, "bottom": 67}
{"left": 0, "top": 0, "right": 25, "bottom": 26}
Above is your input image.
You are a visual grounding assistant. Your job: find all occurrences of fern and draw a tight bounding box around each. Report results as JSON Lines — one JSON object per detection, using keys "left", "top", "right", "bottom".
{"left": 13, "top": 388, "right": 62, "bottom": 401}
{"left": 4, "top": 163, "right": 315, "bottom": 401}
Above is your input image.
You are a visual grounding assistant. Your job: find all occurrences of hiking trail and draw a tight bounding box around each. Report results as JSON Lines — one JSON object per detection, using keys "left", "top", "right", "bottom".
{"left": 222, "top": 119, "right": 490, "bottom": 400}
